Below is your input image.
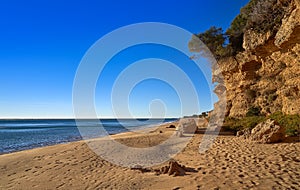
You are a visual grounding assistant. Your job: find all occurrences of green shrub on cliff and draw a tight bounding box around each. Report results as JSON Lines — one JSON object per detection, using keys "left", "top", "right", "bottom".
{"left": 190, "top": 27, "right": 227, "bottom": 60}
{"left": 227, "top": 0, "right": 292, "bottom": 44}
{"left": 190, "top": 0, "right": 292, "bottom": 59}
{"left": 226, "top": 0, "right": 258, "bottom": 53}
{"left": 223, "top": 116, "right": 265, "bottom": 132}
{"left": 246, "top": 0, "right": 291, "bottom": 34}
{"left": 227, "top": 0, "right": 291, "bottom": 35}
{"left": 246, "top": 106, "right": 261, "bottom": 117}
{"left": 189, "top": 27, "right": 236, "bottom": 60}
{"left": 223, "top": 112, "right": 300, "bottom": 137}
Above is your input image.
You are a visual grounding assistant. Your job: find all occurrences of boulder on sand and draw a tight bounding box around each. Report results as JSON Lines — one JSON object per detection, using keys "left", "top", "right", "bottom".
{"left": 238, "top": 119, "right": 285, "bottom": 143}
{"left": 179, "top": 118, "right": 197, "bottom": 134}
{"left": 250, "top": 119, "right": 285, "bottom": 143}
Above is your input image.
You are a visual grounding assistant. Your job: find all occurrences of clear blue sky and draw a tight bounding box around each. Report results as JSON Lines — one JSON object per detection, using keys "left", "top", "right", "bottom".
{"left": 0, "top": 0, "right": 249, "bottom": 118}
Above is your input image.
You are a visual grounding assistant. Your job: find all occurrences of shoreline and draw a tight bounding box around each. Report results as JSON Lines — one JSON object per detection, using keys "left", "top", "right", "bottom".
{"left": 0, "top": 120, "right": 178, "bottom": 156}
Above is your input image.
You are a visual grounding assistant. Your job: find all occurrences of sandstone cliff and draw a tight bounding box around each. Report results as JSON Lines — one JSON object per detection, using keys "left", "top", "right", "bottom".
{"left": 213, "top": 0, "right": 300, "bottom": 117}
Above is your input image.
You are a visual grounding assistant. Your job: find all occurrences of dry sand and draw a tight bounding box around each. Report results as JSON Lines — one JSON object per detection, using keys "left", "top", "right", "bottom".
{"left": 0, "top": 122, "right": 299, "bottom": 190}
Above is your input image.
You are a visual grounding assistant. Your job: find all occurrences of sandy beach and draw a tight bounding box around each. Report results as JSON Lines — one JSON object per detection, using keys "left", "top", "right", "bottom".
{"left": 1, "top": 0, "right": 300, "bottom": 189}
{"left": 0, "top": 122, "right": 299, "bottom": 190}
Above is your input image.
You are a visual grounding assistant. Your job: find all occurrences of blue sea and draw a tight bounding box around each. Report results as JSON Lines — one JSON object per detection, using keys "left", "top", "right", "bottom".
{"left": 0, "top": 118, "right": 176, "bottom": 154}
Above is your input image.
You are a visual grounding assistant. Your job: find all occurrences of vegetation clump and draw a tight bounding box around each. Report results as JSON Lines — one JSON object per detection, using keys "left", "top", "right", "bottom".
{"left": 223, "top": 116, "right": 265, "bottom": 132}
{"left": 246, "top": 106, "right": 261, "bottom": 117}
{"left": 269, "top": 112, "right": 300, "bottom": 137}
{"left": 223, "top": 111, "right": 300, "bottom": 137}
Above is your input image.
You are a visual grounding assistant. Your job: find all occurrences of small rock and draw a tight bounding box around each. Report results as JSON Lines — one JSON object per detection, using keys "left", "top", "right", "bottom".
{"left": 167, "top": 124, "right": 176, "bottom": 128}
{"left": 168, "top": 161, "right": 186, "bottom": 176}
{"left": 156, "top": 160, "right": 188, "bottom": 176}
{"left": 161, "top": 166, "right": 169, "bottom": 174}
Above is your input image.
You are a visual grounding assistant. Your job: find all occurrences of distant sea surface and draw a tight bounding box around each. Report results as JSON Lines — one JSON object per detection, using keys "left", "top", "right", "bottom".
{"left": 0, "top": 118, "right": 177, "bottom": 154}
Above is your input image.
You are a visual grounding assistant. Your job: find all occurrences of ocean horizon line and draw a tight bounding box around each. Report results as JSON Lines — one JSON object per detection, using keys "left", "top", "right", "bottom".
{"left": 0, "top": 117, "right": 179, "bottom": 120}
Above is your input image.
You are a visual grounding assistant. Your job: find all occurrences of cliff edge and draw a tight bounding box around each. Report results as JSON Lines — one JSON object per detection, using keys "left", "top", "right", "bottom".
{"left": 213, "top": 0, "right": 300, "bottom": 117}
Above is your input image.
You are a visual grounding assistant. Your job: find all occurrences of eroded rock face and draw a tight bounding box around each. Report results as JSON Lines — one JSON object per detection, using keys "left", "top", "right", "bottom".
{"left": 250, "top": 119, "right": 285, "bottom": 143}
{"left": 243, "top": 30, "right": 273, "bottom": 52}
{"left": 213, "top": 0, "right": 300, "bottom": 117}
{"left": 275, "top": 0, "right": 300, "bottom": 47}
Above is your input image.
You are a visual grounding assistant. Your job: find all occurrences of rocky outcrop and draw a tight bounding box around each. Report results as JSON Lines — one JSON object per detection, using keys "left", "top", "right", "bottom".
{"left": 213, "top": 0, "right": 300, "bottom": 117}
{"left": 250, "top": 119, "right": 285, "bottom": 143}
{"left": 238, "top": 119, "right": 285, "bottom": 143}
